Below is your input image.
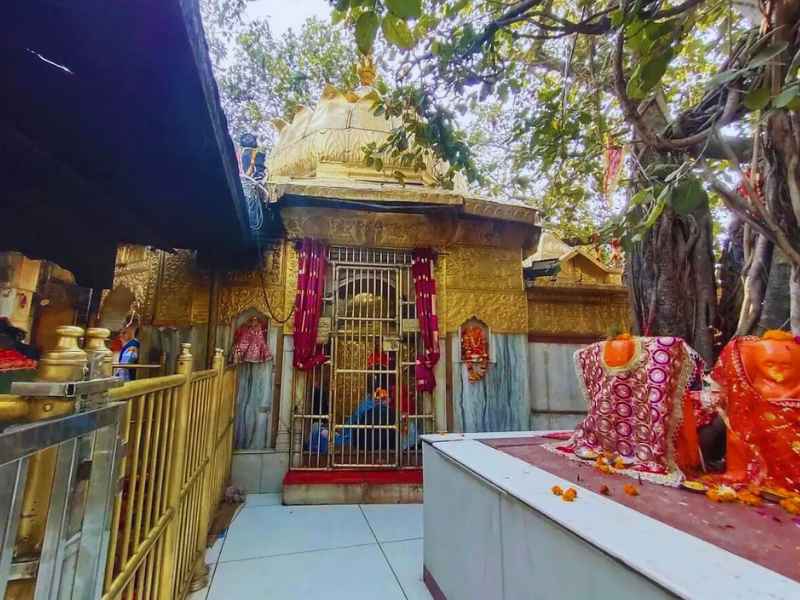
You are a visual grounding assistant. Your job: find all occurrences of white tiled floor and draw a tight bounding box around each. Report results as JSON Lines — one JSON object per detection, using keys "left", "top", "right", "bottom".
{"left": 189, "top": 494, "right": 432, "bottom": 600}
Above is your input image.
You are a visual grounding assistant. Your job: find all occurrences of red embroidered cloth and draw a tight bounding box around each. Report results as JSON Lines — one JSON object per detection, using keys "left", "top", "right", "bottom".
{"left": 411, "top": 249, "right": 439, "bottom": 392}
{"left": 711, "top": 336, "right": 800, "bottom": 491}
{"left": 293, "top": 239, "right": 328, "bottom": 371}
{"left": 232, "top": 319, "right": 271, "bottom": 364}
{"left": 551, "top": 336, "right": 701, "bottom": 485}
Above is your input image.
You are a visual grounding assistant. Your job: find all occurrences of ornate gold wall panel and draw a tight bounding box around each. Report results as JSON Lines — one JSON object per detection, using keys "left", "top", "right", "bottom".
{"left": 437, "top": 245, "right": 528, "bottom": 334}
{"left": 217, "top": 243, "right": 294, "bottom": 326}
{"left": 152, "top": 250, "right": 208, "bottom": 326}
{"left": 112, "top": 245, "right": 161, "bottom": 324}
{"left": 527, "top": 288, "right": 630, "bottom": 338}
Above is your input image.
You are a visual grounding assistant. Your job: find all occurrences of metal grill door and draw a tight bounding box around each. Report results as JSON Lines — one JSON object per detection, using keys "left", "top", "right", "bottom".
{"left": 331, "top": 265, "right": 400, "bottom": 468}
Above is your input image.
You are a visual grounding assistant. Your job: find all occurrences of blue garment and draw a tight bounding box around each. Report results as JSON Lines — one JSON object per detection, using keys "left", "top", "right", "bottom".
{"left": 114, "top": 338, "right": 139, "bottom": 382}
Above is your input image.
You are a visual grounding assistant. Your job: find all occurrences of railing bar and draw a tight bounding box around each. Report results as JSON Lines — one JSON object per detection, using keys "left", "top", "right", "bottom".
{"left": 108, "top": 375, "right": 185, "bottom": 401}
{"left": 0, "top": 459, "right": 27, "bottom": 597}
{"left": 132, "top": 392, "right": 155, "bottom": 552}
{"left": 120, "top": 395, "right": 145, "bottom": 566}
{"left": 104, "top": 401, "right": 132, "bottom": 590}
{"left": 34, "top": 437, "right": 79, "bottom": 598}
{"left": 142, "top": 389, "right": 164, "bottom": 578}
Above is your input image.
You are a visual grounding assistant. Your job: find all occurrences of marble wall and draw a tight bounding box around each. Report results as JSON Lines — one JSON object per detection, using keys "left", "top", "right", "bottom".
{"left": 452, "top": 333, "right": 531, "bottom": 433}
{"left": 231, "top": 309, "right": 278, "bottom": 450}
{"left": 528, "top": 342, "right": 588, "bottom": 432}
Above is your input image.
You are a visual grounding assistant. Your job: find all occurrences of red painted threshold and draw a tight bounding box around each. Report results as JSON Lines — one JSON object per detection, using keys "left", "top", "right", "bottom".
{"left": 283, "top": 469, "right": 423, "bottom": 487}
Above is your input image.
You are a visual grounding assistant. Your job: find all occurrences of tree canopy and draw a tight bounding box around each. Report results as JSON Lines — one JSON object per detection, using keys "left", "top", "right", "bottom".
{"left": 201, "top": 1, "right": 359, "bottom": 153}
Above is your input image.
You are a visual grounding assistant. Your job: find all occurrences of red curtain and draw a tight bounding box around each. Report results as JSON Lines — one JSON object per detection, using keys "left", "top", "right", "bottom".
{"left": 292, "top": 239, "right": 328, "bottom": 371}
{"left": 412, "top": 249, "right": 440, "bottom": 391}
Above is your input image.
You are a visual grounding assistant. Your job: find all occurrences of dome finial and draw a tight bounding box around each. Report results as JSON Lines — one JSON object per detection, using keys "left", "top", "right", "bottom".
{"left": 357, "top": 54, "right": 376, "bottom": 87}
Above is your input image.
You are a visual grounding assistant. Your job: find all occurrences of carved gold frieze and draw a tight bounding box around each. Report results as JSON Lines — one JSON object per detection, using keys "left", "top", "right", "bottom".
{"left": 280, "top": 206, "right": 531, "bottom": 250}
{"left": 527, "top": 288, "right": 630, "bottom": 338}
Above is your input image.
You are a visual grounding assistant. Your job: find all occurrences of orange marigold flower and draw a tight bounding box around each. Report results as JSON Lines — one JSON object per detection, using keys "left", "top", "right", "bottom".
{"left": 551, "top": 485, "right": 563, "bottom": 496}
{"left": 623, "top": 484, "right": 639, "bottom": 497}
{"left": 707, "top": 486, "right": 737, "bottom": 503}
{"left": 780, "top": 497, "right": 800, "bottom": 515}
{"left": 613, "top": 457, "right": 626, "bottom": 470}
{"left": 562, "top": 488, "right": 577, "bottom": 502}
{"left": 736, "top": 490, "right": 762, "bottom": 507}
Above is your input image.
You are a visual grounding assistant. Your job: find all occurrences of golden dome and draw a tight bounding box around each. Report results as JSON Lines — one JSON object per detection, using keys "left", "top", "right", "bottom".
{"left": 267, "top": 73, "right": 465, "bottom": 191}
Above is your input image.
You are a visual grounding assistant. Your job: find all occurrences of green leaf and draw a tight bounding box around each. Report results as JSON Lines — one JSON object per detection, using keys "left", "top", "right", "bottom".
{"left": 629, "top": 189, "right": 653, "bottom": 206}
{"left": 744, "top": 86, "right": 771, "bottom": 110}
{"left": 748, "top": 42, "right": 789, "bottom": 70}
{"left": 626, "top": 67, "right": 646, "bottom": 100}
{"left": 639, "top": 51, "right": 673, "bottom": 92}
{"left": 382, "top": 15, "right": 414, "bottom": 48}
{"left": 644, "top": 21, "right": 674, "bottom": 43}
{"left": 386, "top": 0, "right": 421, "bottom": 19}
{"left": 773, "top": 84, "right": 800, "bottom": 108}
{"left": 669, "top": 177, "right": 707, "bottom": 215}
{"left": 707, "top": 69, "right": 743, "bottom": 88}
{"left": 355, "top": 11, "right": 380, "bottom": 54}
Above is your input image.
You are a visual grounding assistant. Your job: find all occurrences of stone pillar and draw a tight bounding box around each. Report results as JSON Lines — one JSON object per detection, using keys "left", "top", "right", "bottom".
{"left": 274, "top": 335, "right": 294, "bottom": 451}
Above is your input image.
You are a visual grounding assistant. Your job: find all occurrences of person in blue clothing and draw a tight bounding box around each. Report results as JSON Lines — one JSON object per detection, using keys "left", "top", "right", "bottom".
{"left": 113, "top": 315, "right": 140, "bottom": 382}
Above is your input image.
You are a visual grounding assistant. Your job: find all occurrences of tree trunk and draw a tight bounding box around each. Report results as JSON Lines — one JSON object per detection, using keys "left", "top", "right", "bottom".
{"left": 716, "top": 217, "right": 744, "bottom": 349}
{"left": 737, "top": 231, "right": 773, "bottom": 335}
{"left": 626, "top": 200, "right": 718, "bottom": 366}
{"left": 757, "top": 248, "right": 792, "bottom": 332}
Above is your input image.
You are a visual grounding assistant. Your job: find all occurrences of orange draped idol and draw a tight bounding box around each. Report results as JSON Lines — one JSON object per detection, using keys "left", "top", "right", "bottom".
{"left": 713, "top": 331, "right": 800, "bottom": 492}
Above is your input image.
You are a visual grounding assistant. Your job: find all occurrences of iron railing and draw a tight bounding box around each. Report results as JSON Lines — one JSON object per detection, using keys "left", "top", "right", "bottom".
{"left": 102, "top": 344, "right": 237, "bottom": 600}
{"left": 0, "top": 404, "right": 126, "bottom": 599}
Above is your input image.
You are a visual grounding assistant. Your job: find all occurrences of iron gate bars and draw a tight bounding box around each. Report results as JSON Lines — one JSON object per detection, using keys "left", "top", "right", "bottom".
{"left": 0, "top": 404, "right": 125, "bottom": 600}
{"left": 290, "top": 247, "right": 434, "bottom": 470}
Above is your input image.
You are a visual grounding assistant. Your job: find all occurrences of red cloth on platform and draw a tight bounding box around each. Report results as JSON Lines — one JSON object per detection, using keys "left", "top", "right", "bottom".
{"left": 550, "top": 336, "right": 702, "bottom": 486}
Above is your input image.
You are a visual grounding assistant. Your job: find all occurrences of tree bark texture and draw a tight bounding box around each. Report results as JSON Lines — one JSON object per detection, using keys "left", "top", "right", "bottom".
{"left": 626, "top": 201, "right": 718, "bottom": 366}
{"left": 716, "top": 217, "right": 744, "bottom": 349}
{"left": 757, "top": 248, "right": 792, "bottom": 332}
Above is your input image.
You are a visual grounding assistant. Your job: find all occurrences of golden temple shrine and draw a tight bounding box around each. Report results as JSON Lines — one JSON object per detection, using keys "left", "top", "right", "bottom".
{"left": 98, "top": 63, "right": 633, "bottom": 502}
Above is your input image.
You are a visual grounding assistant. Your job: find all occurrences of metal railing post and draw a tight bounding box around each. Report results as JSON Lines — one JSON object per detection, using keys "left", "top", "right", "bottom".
{"left": 189, "top": 348, "right": 225, "bottom": 592}
{"left": 157, "top": 343, "right": 193, "bottom": 599}
{"left": 6, "top": 326, "right": 87, "bottom": 598}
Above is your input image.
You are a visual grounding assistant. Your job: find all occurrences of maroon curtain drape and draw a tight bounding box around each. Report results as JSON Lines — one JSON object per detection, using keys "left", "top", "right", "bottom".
{"left": 292, "top": 239, "right": 328, "bottom": 371}
{"left": 411, "top": 249, "right": 440, "bottom": 391}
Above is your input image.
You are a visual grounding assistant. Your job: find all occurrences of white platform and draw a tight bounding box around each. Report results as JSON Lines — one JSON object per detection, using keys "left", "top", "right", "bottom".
{"left": 422, "top": 433, "right": 800, "bottom": 600}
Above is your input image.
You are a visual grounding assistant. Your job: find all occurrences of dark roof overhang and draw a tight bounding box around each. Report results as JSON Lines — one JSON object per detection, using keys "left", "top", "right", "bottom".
{"left": 1, "top": 0, "right": 268, "bottom": 288}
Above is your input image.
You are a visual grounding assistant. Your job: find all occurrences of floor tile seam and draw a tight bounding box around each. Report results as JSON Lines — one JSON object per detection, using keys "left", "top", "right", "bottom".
{"left": 377, "top": 536, "right": 424, "bottom": 546}
{"left": 217, "top": 541, "right": 380, "bottom": 565}
{"left": 359, "top": 505, "right": 410, "bottom": 600}
{"left": 204, "top": 528, "right": 229, "bottom": 597}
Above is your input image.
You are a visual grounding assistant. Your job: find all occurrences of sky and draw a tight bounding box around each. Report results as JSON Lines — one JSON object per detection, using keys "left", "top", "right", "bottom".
{"left": 245, "top": 0, "right": 331, "bottom": 35}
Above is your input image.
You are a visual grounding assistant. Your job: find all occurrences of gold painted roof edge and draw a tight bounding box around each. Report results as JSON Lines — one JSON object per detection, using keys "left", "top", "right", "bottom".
{"left": 267, "top": 177, "right": 540, "bottom": 226}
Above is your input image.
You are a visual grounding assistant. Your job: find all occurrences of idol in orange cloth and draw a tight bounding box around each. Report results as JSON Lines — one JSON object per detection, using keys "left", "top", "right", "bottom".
{"left": 713, "top": 330, "right": 800, "bottom": 491}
